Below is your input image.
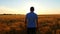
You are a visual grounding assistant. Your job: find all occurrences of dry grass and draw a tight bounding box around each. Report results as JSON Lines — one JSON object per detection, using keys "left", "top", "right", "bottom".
{"left": 0, "top": 14, "right": 60, "bottom": 34}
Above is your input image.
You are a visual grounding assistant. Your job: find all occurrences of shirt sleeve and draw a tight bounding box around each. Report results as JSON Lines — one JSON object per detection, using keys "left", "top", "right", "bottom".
{"left": 35, "top": 14, "right": 38, "bottom": 19}
{"left": 26, "top": 13, "right": 28, "bottom": 19}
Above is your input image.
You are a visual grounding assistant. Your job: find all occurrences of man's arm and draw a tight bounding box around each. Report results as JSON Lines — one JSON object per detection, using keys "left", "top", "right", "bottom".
{"left": 25, "top": 15, "right": 27, "bottom": 27}
{"left": 36, "top": 15, "right": 38, "bottom": 29}
{"left": 36, "top": 16, "right": 38, "bottom": 28}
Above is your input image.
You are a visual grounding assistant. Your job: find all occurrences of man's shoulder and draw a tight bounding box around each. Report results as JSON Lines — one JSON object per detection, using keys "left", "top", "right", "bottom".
{"left": 26, "top": 13, "right": 30, "bottom": 15}
{"left": 26, "top": 13, "right": 37, "bottom": 16}
{"left": 34, "top": 13, "right": 37, "bottom": 15}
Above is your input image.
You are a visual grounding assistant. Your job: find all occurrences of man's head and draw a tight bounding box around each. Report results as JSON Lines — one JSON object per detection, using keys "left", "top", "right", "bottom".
{"left": 30, "top": 7, "right": 34, "bottom": 12}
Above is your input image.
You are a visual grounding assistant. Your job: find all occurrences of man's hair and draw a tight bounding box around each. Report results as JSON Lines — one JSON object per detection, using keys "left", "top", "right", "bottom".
{"left": 30, "top": 7, "right": 34, "bottom": 12}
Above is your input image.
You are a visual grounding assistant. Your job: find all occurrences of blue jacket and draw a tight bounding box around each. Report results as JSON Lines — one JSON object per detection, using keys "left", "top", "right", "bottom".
{"left": 26, "top": 12, "right": 38, "bottom": 28}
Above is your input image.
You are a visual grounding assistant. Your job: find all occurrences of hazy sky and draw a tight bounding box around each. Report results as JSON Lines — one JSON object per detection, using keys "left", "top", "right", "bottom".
{"left": 0, "top": 0, "right": 60, "bottom": 15}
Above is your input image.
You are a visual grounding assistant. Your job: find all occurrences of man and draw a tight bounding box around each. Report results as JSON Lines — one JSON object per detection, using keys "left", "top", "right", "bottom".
{"left": 25, "top": 7, "right": 38, "bottom": 34}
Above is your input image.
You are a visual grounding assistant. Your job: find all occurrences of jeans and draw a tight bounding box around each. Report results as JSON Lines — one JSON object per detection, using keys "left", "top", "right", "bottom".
{"left": 27, "top": 27, "right": 36, "bottom": 34}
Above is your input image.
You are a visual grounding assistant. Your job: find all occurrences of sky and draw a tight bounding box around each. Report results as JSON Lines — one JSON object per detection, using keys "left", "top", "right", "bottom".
{"left": 0, "top": 0, "right": 60, "bottom": 15}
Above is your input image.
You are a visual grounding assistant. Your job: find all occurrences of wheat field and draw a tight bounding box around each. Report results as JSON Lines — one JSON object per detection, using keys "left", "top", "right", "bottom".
{"left": 0, "top": 14, "right": 60, "bottom": 34}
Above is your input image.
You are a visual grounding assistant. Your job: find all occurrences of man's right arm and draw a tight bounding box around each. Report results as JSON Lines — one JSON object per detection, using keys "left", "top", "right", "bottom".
{"left": 36, "top": 16, "right": 38, "bottom": 28}
{"left": 35, "top": 14, "right": 38, "bottom": 30}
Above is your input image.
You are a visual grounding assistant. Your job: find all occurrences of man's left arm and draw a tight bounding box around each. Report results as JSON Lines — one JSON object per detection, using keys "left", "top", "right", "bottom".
{"left": 25, "top": 15, "right": 27, "bottom": 28}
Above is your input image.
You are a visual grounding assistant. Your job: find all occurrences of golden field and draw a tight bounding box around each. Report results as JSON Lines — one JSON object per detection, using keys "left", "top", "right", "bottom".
{"left": 0, "top": 14, "right": 60, "bottom": 34}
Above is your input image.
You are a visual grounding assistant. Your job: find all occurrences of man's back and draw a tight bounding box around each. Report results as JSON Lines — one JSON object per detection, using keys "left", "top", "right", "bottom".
{"left": 26, "top": 12, "right": 38, "bottom": 28}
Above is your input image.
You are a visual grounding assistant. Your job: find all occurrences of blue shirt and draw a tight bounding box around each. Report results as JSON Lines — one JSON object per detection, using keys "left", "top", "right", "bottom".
{"left": 26, "top": 12, "right": 38, "bottom": 28}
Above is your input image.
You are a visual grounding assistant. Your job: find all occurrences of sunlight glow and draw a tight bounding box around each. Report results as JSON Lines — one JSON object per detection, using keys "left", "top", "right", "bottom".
{"left": 21, "top": 2, "right": 41, "bottom": 14}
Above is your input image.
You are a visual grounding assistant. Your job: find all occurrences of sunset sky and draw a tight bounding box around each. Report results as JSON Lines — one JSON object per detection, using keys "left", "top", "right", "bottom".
{"left": 0, "top": 0, "right": 60, "bottom": 15}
